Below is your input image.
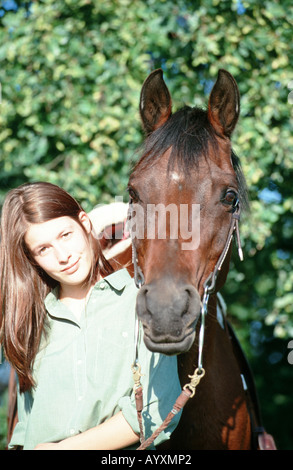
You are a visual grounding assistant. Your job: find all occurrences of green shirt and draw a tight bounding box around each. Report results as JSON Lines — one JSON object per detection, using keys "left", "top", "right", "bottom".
{"left": 9, "top": 269, "right": 182, "bottom": 450}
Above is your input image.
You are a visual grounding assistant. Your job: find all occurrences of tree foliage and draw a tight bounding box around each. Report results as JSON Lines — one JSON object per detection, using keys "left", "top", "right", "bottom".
{"left": 0, "top": 0, "right": 292, "bottom": 448}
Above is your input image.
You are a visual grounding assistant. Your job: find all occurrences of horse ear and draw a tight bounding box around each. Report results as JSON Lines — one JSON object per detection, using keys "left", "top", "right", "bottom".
{"left": 139, "top": 69, "right": 172, "bottom": 134}
{"left": 208, "top": 69, "right": 240, "bottom": 137}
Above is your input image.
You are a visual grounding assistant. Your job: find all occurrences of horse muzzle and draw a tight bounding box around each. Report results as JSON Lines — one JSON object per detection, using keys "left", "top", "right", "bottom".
{"left": 136, "top": 280, "right": 201, "bottom": 355}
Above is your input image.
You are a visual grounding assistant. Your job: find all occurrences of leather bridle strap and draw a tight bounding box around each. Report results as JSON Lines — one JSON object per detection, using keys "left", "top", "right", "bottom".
{"left": 137, "top": 388, "right": 192, "bottom": 450}
{"left": 136, "top": 368, "right": 205, "bottom": 450}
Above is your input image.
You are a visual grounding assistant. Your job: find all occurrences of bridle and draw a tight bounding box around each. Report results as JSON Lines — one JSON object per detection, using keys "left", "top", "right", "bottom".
{"left": 129, "top": 198, "right": 244, "bottom": 449}
{"left": 197, "top": 198, "right": 242, "bottom": 371}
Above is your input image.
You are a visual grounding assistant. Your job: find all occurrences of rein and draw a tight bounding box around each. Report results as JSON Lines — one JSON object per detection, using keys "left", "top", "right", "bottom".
{"left": 130, "top": 199, "right": 244, "bottom": 449}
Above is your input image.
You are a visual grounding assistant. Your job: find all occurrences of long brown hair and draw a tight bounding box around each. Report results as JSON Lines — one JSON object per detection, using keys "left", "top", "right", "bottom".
{"left": 0, "top": 182, "right": 113, "bottom": 392}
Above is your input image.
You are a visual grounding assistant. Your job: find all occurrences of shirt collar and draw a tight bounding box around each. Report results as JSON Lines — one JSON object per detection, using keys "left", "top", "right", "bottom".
{"left": 100, "top": 268, "right": 133, "bottom": 292}
{"left": 44, "top": 268, "right": 134, "bottom": 321}
{"left": 44, "top": 287, "right": 75, "bottom": 324}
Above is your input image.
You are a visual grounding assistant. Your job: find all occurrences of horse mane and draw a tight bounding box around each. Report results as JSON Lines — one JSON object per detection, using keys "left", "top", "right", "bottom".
{"left": 133, "top": 105, "right": 249, "bottom": 210}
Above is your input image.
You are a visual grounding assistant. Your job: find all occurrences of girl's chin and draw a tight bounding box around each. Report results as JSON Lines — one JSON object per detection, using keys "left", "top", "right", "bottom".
{"left": 57, "top": 272, "right": 91, "bottom": 292}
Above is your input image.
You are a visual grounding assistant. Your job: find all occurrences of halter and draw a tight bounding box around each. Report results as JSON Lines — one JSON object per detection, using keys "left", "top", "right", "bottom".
{"left": 130, "top": 199, "right": 244, "bottom": 449}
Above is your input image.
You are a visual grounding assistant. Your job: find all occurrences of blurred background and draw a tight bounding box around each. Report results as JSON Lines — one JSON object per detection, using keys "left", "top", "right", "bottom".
{"left": 0, "top": 0, "right": 292, "bottom": 450}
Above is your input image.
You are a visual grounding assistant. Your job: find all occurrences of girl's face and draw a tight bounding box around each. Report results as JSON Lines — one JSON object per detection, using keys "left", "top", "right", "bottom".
{"left": 24, "top": 213, "right": 93, "bottom": 295}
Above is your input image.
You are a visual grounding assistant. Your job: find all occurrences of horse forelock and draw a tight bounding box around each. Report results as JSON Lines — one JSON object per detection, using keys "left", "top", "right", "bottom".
{"left": 135, "top": 107, "right": 214, "bottom": 171}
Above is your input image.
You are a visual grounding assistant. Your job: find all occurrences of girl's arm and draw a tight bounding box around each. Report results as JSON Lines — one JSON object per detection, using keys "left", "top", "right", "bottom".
{"left": 34, "top": 411, "right": 139, "bottom": 450}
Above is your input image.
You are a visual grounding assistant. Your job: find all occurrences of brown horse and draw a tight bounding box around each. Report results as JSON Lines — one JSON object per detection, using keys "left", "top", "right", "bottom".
{"left": 126, "top": 69, "right": 275, "bottom": 450}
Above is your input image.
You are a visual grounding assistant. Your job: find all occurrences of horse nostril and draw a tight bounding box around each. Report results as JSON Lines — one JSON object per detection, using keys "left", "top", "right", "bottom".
{"left": 181, "top": 294, "right": 190, "bottom": 317}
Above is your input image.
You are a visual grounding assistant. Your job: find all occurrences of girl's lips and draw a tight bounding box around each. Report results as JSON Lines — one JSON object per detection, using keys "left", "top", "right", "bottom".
{"left": 62, "top": 259, "right": 79, "bottom": 274}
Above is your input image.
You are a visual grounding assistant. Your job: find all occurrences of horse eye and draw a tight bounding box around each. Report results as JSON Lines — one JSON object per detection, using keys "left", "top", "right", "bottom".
{"left": 223, "top": 190, "right": 238, "bottom": 206}
{"left": 127, "top": 187, "right": 139, "bottom": 203}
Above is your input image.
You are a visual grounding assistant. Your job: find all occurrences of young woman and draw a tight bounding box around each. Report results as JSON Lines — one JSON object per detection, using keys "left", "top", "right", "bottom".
{"left": 0, "top": 182, "right": 181, "bottom": 450}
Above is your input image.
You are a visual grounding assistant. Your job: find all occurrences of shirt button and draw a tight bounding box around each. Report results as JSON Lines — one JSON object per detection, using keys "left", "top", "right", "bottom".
{"left": 77, "top": 360, "right": 82, "bottom": 365}
{"left": 78, "top": 396, "right": 83, "bottom": 401}
{"left": 69, "top": 429, "right": 75, "bottom": 435}
{"left": 100, "top": 282, "right": 105, "bottom": 290}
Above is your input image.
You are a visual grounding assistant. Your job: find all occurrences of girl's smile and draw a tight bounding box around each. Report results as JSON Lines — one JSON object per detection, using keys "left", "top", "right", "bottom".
{"left": 61, "top": 258, "right": 80, "bottom": 273}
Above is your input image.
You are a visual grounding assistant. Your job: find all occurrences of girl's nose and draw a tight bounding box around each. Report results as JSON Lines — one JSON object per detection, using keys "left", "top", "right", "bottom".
{"left": 55, "top": 245, "right": 71, "bottom": 264}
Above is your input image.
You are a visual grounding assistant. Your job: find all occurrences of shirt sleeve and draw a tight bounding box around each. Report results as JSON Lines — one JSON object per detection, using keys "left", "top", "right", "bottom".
{"left": 8, "top": 386, "right": 33, "bottom": 449}
{"left": 118, "top": 340, "right": 182, "bottom": 449}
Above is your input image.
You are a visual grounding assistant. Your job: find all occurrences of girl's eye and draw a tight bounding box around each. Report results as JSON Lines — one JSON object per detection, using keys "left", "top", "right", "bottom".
{"left": 62, "top": 232, "right": 72, "bottom": 239}
{"left": 39, "top": 246, "right": 48, "bottom": 256}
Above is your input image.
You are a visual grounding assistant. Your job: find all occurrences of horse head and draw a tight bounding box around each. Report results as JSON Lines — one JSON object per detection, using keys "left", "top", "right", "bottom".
{"left": 128, "top": 69, "right": 247, "bottom": 355}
